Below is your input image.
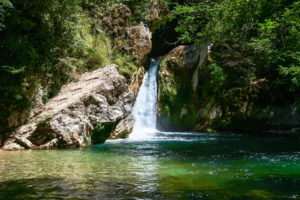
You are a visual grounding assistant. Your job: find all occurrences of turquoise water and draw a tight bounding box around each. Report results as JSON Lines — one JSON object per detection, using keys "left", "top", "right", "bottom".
{"left": 0, "top": 132, "right": 299, "bottom": 199}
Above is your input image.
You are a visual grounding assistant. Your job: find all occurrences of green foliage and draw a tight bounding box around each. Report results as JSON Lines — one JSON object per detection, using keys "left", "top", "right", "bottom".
{"left": 0, "top": 0, "right": 140, "bottom": 134}
{"left": 113, "top": 53, "right": 138, "bottom": 79}
{"left": 81, "top": 26, "right": 112, "bottom": 69}
{"left": 275, "top": 1, "right": 300, "bottom": 92}
{"left": 169, "top": 0, "right": 300, "bottom": 101}
{"left": 118, "top": 130, "right": 129, "bottom": 139}
{"left": 169, "top": 1, "right": 214, "bottom": 43}
{"left": 0, "top": 0, "right": 12, "bottom": 31}
{"left": 206, "top": 63, "right": 226, "bottom": 95}
{"left": 280, "top": 65, "right": 300, "bottom": 90}
{"left": 0, "top": 0, "right": 82, "bottom": 132}
{"left": 91, "top": 123, "right": 117, "bottom": 144}
{"left": 158, "top": 59, "right": 197, "bottom": 130}
{"left": 68, "top": 10, "right": 138, "bottom": 77}
{"left": 42, "top": 92, "right": 49, "bottom": 104}
{"left": 158, "top": 0, "right": 300, "bottom": 131}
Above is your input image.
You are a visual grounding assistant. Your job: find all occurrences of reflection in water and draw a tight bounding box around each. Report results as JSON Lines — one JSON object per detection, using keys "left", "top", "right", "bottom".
{"left": 0, "top": 132, "right": 300, "bottom": 199}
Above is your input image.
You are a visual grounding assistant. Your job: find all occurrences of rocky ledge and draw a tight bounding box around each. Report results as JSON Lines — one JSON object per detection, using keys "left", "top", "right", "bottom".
{"left": 2, "top": 65, "right": 135, "bottom": 151}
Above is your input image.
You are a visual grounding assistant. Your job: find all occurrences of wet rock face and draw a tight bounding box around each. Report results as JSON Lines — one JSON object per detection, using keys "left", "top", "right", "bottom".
{"left": 157, "top": 44, "right": 203, "bottom": 131}
{"left": 161, "top": 45, "right": 201, "bottom": 70}
{"left": 2, "top": 65, "right": 135, "bottom": 151}
{"left": 129, "top": 67, "right": 145, "bottom": 96}
{"left": 158, "top": 45, "right": 300, "bottom": 132}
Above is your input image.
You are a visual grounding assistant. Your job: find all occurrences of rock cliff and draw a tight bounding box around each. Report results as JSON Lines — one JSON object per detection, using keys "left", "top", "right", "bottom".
{"left": 1, "top": 1, "right": 164, "bottom": 147}
{"left": 158, "top": 44, "right": 300, "bottom": 132}
{"left": 2, "top": 65, "right": 135, "bottom": 150}
{"left": 157, "top": 44, "right": 206, "bottom": 130}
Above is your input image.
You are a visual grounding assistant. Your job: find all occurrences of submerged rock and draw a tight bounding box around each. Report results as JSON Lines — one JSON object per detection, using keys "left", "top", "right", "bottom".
{"left": 2, "top": 65, "right": 135, "bottom": 150}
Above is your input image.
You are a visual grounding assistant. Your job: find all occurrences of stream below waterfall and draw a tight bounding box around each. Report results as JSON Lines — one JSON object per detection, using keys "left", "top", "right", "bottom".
{"left": 0, "top": 133, "right": 299, "bottom": 199}
{"left": 0, "top": 59, "right": 299, "bottom": 199}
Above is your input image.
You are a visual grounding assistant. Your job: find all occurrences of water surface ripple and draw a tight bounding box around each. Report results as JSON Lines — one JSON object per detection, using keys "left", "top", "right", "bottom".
{"left": 0, "top": 132, "right": 299, "bottom": 199}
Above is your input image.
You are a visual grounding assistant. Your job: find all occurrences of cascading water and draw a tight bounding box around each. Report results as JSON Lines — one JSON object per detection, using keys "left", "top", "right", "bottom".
{"left": 129, "top": 58, "right": 160, "bottom": 140}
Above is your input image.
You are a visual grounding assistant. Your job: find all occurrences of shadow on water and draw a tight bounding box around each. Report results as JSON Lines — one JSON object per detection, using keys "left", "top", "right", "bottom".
{"left": 156, "top": 173, "right": 300, "bottom": 199}
{"left": 101, "top": 133, "right": 300, "bottom": 159}
{"left": 0, "top": 178, "right": 162, "bottom": 200}
{"left": 1, "top": 176, "right": 299, "bottom": 200}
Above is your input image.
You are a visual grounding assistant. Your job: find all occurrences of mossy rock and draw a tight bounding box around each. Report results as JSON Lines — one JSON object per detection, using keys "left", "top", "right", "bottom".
{"left": 91, "top": 122, "right": 117, "bottom": 144}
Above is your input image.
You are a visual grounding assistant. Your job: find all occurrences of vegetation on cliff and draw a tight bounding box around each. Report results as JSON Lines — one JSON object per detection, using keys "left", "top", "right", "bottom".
{"left": 0, "top": 0, "right": 158, "bottom": 143}
{"left": 157, "top": 0, "right": 299, "bottom": 131}
{"left": 173, "top": 0, "right": 299, "bottom": 94}
{"left": 0, "top": 0, "right": 299, "bottom": 142}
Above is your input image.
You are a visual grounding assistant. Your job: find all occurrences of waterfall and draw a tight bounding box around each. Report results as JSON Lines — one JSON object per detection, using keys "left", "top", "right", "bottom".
{"left": 129, "top": 58, "right": 160, "bottom": 140}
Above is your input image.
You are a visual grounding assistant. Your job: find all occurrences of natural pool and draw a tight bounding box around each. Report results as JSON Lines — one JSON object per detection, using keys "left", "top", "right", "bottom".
{"left": 0, "top": 132, "right": 299, "bottom": 199}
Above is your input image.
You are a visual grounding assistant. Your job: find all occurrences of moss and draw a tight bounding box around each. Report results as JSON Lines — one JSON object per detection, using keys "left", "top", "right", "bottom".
{"left": 42, "top": 92, "right": 49, "bottom": 104}
{"left": 82, "top": 136, "right": 91, "bottom": 146}
{"left": 159, "top": 56, "right": 167, "bottom": 68}
{"left": 91, "top": 122, "right": 117, "bottom": 144}
{"left": 158, "top": 59, "right": 197, "bottom": 130}
{"left": 119, "top": 130, "right": 129, "bottom": 139}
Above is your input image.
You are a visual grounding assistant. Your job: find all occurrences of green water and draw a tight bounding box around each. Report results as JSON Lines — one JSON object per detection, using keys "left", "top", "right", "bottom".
{"left": 0, "top": 132, "right": 299, "bottom": 199}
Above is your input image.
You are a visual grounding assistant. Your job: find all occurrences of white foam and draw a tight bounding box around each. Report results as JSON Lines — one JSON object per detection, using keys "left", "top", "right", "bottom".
{"left": 129, "top": 58, "right": 160, "bottom": 140}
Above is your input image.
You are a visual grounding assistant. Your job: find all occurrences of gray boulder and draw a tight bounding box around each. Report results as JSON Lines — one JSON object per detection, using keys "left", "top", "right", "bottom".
{"left": 2, "top": 64, "right": 134, "bottom": 150}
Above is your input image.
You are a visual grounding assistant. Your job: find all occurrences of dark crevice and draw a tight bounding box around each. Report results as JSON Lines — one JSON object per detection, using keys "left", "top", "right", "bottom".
{"left": 150, "top": 21, "right": 182, "bottom": 58}
{"left": 91, "top": 121, "right": 119, "bottom": 144}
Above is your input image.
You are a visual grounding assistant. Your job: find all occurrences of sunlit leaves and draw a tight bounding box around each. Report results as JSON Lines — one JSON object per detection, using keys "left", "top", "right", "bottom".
{"left": 0, "top": 0, "right": 13, "bottom": 30}
{"left": 168, "top": 0, "right": 299, "bottom": 102}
